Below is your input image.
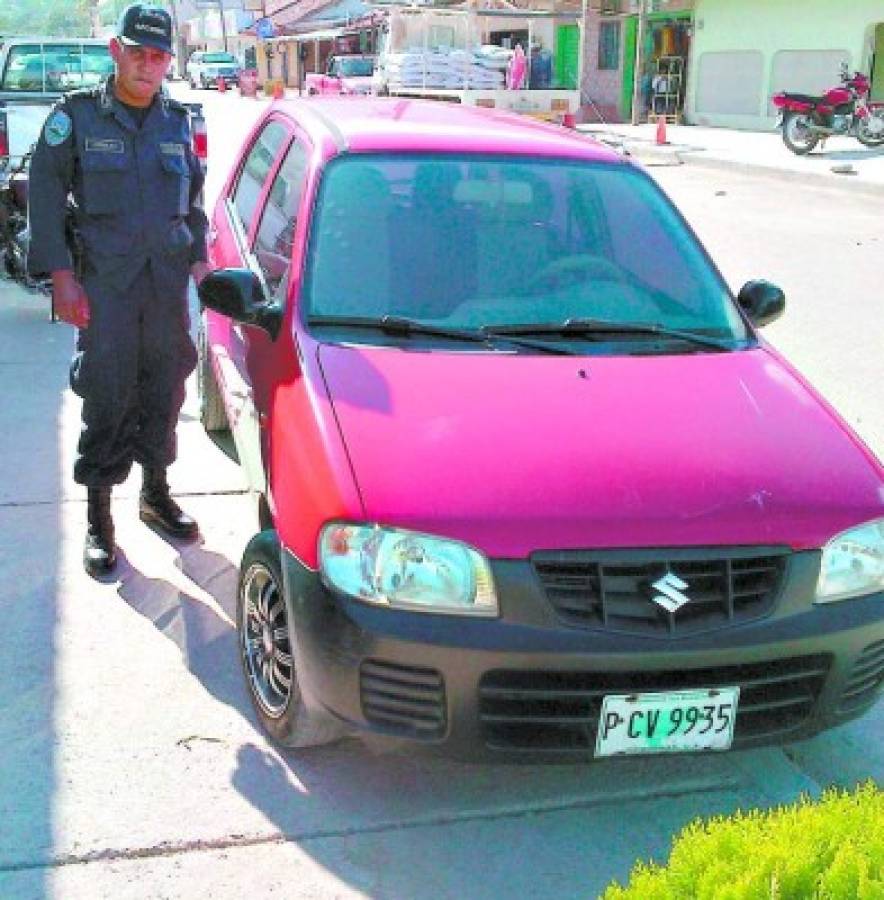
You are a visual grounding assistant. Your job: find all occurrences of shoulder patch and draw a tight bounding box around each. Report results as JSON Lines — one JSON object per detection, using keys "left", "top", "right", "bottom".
{"left": 44, "top": 109, "right": 72, "bottom": 146}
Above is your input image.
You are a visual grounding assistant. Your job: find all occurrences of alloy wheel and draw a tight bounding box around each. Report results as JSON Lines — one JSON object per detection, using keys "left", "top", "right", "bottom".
{"left": 240, "top": 562, "right": 293, "bottom": 717}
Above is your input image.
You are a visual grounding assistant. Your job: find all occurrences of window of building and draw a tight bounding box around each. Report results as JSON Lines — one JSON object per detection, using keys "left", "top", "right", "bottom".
{"left": 598, "top": 21, "right": 620, "bottom": 71}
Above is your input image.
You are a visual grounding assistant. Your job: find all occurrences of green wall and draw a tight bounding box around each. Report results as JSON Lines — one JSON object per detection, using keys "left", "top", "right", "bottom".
{"left": 687, "top": 0, "right": 884, "bottom": 129}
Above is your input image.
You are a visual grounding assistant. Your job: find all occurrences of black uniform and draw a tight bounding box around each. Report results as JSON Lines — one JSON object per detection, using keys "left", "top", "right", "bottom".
{"left": 28, "top": 76, "right": 207, "bottom": 487}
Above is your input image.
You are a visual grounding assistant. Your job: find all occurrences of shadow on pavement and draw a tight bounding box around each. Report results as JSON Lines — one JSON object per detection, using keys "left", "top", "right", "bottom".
{"left": 118, "top": 548, "right": 252, "bottom": 725}
{"left": 109, "top": 538, "right": 775, "bottom": 897}
{"left": 0, "top": 284, "right": 68, "bottom": 897}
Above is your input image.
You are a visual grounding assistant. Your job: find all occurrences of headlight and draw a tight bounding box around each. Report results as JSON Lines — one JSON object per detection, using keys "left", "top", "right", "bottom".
{"left": 815, "top": 518, "right": 884, "bottom": 603}
{"left": 319, "top": 523, "right": 498, "bottom": 616}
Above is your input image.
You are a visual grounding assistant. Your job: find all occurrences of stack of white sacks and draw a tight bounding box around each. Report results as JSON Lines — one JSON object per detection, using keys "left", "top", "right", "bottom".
{"left": 384, "top": 44, "right": 512, "bottom": 90}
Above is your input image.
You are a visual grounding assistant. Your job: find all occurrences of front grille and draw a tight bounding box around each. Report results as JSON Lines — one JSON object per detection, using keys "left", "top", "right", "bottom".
{"left": 479, "top": 654, "right": 831, "bottom": 753}
{"left": 839, "top": 640, "right": 884, "bottom": 713}
{"left": 360, "top": 659, "right": 446, "bottom": 739}
{"left": 533, "top": 549, "right": 788, "bottom": 637}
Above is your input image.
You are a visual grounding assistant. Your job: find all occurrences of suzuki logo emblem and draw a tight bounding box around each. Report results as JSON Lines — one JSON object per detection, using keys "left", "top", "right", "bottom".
{"left": 650, "top": 573, "right": 691, "bottom": 612}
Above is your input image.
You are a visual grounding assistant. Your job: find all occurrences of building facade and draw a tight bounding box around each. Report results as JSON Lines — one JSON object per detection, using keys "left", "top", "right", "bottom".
{"left": 685, "top": 0, "right": 884, "bottom": 130}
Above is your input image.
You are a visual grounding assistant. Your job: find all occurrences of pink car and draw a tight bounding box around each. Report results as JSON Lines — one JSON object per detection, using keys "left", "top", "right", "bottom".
{"left": 198, "top": 98, "right": 884, "bottom": 760}
{"left": 305, "top": 54, "right": 374, "bottom": 96}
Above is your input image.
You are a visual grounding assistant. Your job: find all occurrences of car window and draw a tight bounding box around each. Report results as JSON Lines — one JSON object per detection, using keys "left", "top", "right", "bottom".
{"left": 253, "top": 140, "right": 309, "bottom": 299}
{"left": 204, "top": 53, "right": 237, "bottom": 64}
{"left": 1, "top": 43, "right": 112, "bottom": 92}
{"left": 305, "top": 154, "right": 747, "bottom": 342}
{"left": 339, "top": 57, "right": 374, "bottom": 76}
{"left": 231, "top": 121, "right": 288, "bottom": 237}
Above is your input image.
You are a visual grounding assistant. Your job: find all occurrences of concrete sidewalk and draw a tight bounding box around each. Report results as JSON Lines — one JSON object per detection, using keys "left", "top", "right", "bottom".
{"left": 578, "top": 121, "right": 884, "bottom": 195}
{"left": 1, "top": 91, "right": 882, "bottom": 899}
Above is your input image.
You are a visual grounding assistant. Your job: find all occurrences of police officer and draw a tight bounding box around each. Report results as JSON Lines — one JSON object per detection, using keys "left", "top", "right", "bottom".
{"left": 29, "top": 4, "right": 210, "bottom": 576}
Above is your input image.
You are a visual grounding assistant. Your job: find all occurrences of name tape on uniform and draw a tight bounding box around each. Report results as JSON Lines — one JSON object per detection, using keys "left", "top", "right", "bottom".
{"left": 85, "top": 138, "right": 126, "bottom": 154}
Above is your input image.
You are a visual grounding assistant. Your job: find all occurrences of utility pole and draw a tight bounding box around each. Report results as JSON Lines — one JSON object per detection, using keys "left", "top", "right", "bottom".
{"left": 165, "top": 0, "right": 187, "bottom": 62}
{"left": 218, "top": 0, "right": 229, "bottom": 52}
{"left": 630, "top": 0, "right": 647, "bottom": 125}
{"left": 87, "top": 0, "right": 102, "bottom": 38}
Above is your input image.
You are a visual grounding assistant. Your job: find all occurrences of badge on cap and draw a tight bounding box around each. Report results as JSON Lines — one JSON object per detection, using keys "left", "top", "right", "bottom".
{"left": 44, "top": 110, "right": 72, "bottom": 146}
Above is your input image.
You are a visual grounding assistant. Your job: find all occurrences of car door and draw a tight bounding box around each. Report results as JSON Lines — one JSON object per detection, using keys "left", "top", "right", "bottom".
{"left": 208, "top": 117, "right": 310, "bottom": 495}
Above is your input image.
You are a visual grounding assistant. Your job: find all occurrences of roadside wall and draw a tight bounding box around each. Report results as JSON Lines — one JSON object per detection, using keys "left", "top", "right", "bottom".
{"left": 687, "top": 0, "right": 884, "bottom": 130}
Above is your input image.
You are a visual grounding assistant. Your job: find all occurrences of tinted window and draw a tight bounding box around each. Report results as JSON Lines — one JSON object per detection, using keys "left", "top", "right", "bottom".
{"left": 1, "top": 43, "right": 112, "bottom": 92}
{"left": 232, "top": 121, "right": 288, "bottom": 235}
{"left": 338, "top": 57, "right": 374, "bottom": 76}
{"left": 253, "top": 140, "right": 308, "bottom": 298}
{"left": 306, "top": 155, "right": 746, "bottom": 342}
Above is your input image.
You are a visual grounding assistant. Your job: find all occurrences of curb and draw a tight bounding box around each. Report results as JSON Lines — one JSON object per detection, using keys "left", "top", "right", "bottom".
{"left": 579, "top": 128, "right": 884, "bottom": 197}
{"left": 673, "top": 149, "right": 884, "bottom": 198}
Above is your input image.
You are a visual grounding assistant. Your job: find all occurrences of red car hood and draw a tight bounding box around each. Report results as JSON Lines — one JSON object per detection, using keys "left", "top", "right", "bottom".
{"left": 318, "top": 345, "right": 883, "bottom": 557}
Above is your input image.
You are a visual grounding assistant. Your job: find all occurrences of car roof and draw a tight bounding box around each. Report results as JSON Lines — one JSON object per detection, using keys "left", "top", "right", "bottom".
{"left": 275, "top": 97, "right": 624, "bottom": 164}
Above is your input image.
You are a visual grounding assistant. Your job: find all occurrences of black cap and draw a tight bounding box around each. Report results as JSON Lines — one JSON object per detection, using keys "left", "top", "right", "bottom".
{"left": 117, "top": 4, "right": 173, "bottom": 55}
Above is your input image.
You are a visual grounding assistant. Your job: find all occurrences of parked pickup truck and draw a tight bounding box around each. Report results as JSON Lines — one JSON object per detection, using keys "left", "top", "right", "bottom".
{"left": 0, "top": 37, "right": 113, "bottom": 167}
{"left": 305, "top": 55, "right": 375, "bottom": 96}
{"left": 373, "top": 6, "right": 581, "bottom": 123}
{"left": 186, "top": 51, "right": 240, "bottom": 90}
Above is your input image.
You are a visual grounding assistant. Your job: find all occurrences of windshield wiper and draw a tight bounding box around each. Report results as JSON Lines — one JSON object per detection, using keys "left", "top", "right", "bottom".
{"left": 307, "top": 315, "right": 578, "bottom": 355}
{"left": 484, "top": 318, "right": 736, "bottom": 351}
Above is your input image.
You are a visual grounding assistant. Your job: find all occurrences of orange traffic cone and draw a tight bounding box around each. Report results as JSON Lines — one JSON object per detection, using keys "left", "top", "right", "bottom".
{"left": 272, "top": 80, "right": 284, "bottom": 100}
{"left": 655, "top": 114, "right": 668, "bottom": 145}
{"left": 216, "top": 76, "right": 227, "bottom": 93}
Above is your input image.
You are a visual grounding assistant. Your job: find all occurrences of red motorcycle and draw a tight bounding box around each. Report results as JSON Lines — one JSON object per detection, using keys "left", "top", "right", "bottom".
{"left": 772, "top": 64, "right": 884, "bottom": 155}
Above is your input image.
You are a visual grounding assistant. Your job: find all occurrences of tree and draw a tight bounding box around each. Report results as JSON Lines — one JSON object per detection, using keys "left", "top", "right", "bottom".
{"left": 0, "top": 0, "right": 92, "bottom": 37}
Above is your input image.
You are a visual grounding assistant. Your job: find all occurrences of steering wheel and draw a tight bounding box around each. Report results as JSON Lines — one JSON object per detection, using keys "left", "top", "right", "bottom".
{"left": 526, "top": 254, "right": 624, "bottom": 293}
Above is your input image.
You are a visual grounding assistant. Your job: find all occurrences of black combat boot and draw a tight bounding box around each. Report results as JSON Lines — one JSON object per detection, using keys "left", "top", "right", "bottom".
{"left": 84, "top": 487, "right": 116, "bottom": 576}
{"left": 139, "top": 467, "right": 199, "bottom": 539}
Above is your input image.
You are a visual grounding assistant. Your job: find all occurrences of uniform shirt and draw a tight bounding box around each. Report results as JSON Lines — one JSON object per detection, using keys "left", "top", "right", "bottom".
{"left": 28, "top": 75, "right": 207, "bottom": 294}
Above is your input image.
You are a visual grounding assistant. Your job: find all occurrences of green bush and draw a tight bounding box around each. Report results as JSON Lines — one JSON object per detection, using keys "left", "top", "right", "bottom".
{"left": 602, "top": 781, "right": 883, "bottom": 900}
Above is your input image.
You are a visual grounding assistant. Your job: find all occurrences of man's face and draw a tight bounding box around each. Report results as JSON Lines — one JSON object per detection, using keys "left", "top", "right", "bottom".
{"left": 109, "top": 38, "right": 171, "bottom": 106}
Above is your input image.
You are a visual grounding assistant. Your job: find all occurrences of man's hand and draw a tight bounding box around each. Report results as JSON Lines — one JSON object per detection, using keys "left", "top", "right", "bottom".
{"left": 52, "top": 270, "right": 90, "bottom": 328}
{"left": 190, "top": 261, "right": 212, "bottom": 286}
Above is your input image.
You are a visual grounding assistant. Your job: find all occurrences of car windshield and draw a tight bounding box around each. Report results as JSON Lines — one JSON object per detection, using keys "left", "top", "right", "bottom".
{"left": 337, "top": 57, "right": 374, "bottom": 76}
{"left": 203, "top": 53, "right": 237, "bottom": 64}
{"left": 1, "top": 43, "right": 113, "bottom": 92}
{"left": 304, "top": 154, "right": 748, "bottom": 348}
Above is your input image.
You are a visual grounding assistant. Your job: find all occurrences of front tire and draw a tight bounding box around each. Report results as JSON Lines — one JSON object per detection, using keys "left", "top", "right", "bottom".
{"left": 782, "top": 112, "right": 819, "bottom": 155}
{"left": 237, "top": 531, "right": 347, "bottom": 748}
{"left": 856, "top": 114, "right": 884, "bottom": 147}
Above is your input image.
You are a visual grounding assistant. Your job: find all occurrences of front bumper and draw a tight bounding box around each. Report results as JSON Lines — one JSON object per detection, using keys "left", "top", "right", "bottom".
{"left": 204, "top": 73, "right": 239, "bottom": 86}
{"left": 281, "top": 548, "right": 884, "bottom": 761}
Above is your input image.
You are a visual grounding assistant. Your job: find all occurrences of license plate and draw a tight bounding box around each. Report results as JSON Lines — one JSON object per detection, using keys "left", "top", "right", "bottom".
{"left": 595, "top": 687, "right": 739, "bottom": 757}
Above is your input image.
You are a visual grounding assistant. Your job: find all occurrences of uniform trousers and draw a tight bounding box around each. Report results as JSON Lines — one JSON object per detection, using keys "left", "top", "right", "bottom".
{"left": 70, "top": 262, "right": 197, "bottom": 488}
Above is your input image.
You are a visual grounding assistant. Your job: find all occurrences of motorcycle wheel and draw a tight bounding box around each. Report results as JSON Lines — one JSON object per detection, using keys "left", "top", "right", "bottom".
{"left": 856, "top": 115, "right": 884, "bottom": 147}
{"left": 782, "top": 112, "right": 819, "bottom": 155}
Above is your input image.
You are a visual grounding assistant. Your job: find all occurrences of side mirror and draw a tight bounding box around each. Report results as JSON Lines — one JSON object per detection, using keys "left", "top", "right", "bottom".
{"left": 737, "top": 279, "right": 785, "bottom": 328}
{"left": 198, "top": 268, "right": 283, "bottom": 339}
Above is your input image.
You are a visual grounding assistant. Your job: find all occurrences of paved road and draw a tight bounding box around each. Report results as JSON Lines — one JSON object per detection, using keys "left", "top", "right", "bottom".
{"left": 0, "top": 90, "right": 881, "bottom": 899}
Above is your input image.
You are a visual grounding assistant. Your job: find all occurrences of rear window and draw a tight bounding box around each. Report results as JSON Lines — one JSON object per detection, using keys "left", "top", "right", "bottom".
{"left": 305, "top": 154, "right": 746, "bottom": 342}
{"left": 1, "top": 43, "right": 113, "bottom": 92}
{"left": 337, "top": 57, "right": 374, "bottom": 76}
